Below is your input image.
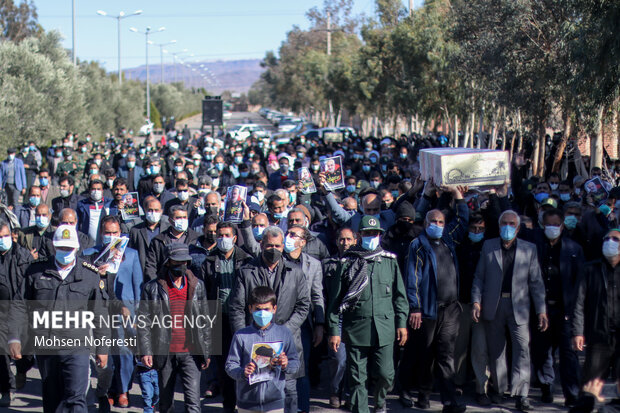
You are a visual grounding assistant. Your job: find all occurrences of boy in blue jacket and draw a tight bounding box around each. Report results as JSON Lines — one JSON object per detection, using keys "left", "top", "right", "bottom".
{"left": 226, "top": 286, "right": 299, "bottom": 413}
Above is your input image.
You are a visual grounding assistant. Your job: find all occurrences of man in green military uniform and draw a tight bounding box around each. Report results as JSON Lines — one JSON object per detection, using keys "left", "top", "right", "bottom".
{"left": 74, "top": 141, "right": 89, "bottom": 173}
{"left": 56, "top": 148, "right": 78, "bottom": 178}
{"left": 326, "top": 215, "right": 409, "bottom": 413}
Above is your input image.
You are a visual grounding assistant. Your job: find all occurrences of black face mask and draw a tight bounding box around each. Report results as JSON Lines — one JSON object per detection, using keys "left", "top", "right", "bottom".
{"left": 205, "top": 233, "right": 217, "bottom": 245}
{"left": 397, "top": 220, "right": 414, "bottom": 233}
{"left": 262, "top": 248, "right": 282, "bottom": 264}
{"left": 169, "top": 263, "right": 187, "bottom": 278}
{"left": 207, "top": 206, "right": 219, "bottom": 216}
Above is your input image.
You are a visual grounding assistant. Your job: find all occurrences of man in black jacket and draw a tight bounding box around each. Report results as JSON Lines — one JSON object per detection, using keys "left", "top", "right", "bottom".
{"left": 573, "top": 229, "right": 620, "bottom": 386}
{"left": 137, "top": 243, "right": 211, "bottom": 413}
{"left": 51, "top": 176, "right": 78, "bottom": 223}
{"left": 129, "top": 197, "right": 169, "bottom": 274}
{"left": 200, "top": 221, "right": 252, "bottom": 413}
{"left": 0, "top": 220, "right": 33, "bottom": 405}
{"left": 531, "top": 209, "right": 584, "bottom": 406}
{"left": 144, "top": 205, "right": 199, "bottom": 281}
{"left": 8, "top": 225, "right": 109, "bottom": 413}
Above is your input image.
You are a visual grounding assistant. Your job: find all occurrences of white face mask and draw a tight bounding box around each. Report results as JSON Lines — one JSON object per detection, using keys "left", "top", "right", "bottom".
{"left": 603, "top": 239, "right": 619, "bottom": 258}
{"left": 178, "top": 191, "right": 189, "bottom": 202}
{"left": 173, "top": 218, "right": 188, "bottom": 232}
{"left": 91, "top": 190, "right": 103, "bottom": 202}
{"left": 153, "top": 183, "right": 165, "bottom": 194}
{"left": 216, "top": 237, "right": 234, "bottom": 252}
{"left": 146, "top": 211, "right": 162, "bottom": 224}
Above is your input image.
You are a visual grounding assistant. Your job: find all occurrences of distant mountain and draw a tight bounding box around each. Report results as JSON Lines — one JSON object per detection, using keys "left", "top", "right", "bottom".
{"left": 123, "top": 59, "right": 264, "bottom": 94}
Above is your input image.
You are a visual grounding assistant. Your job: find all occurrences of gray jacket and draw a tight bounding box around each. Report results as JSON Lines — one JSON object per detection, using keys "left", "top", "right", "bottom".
{"left": 228, "top": 257, "right": 310, "bottom": 379}
{"left": 299, "top": 252, "right": 325, "bottom": 326}
{"left": 471, "top": 238, "right": 546, "bottom": 325}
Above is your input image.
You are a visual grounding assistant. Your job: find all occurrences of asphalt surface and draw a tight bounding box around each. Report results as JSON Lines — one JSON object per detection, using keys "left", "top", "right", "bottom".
{"left": 182, "top": 111, "right": 277, "bottom": 135}
{"left": 7, "top": 357, "right": 613, "bottom": 412}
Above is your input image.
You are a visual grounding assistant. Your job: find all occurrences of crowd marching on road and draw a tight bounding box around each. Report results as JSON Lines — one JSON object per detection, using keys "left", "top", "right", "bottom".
{"left": 0, "top": 114, "right": 619, "bottom": 413}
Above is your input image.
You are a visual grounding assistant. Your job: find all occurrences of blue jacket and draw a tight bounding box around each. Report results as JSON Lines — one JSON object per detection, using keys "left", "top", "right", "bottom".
{"left": 267, "top": 171, "right": 295, "bottom": 190}
{"left": 406, "top": 200, "right": 469, "bottom": 319}
{"left": 225, "top": 322, "right": 299, "bottom": 412}
{"left": 83, "top": 245, "right": 143, "bottom": 310}
{"left": 0, "top": 158, "right": 27, "bottom": 191}
{"left": 15, "top": 204, "right": 35, "bottom": 228}
{"left": 76, "top": 197, "right": 112, "bottom": 242}
{"left": 118, "top": 165, "right": 145, "bottom": 191}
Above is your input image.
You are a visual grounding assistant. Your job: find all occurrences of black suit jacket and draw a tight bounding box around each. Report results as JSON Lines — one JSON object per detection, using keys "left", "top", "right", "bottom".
{"left": 128, "top": 217, "right": 170, "bottom": 273}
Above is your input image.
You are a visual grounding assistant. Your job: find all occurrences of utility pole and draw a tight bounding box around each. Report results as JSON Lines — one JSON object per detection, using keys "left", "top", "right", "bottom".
{"left": 327, "top": 10, "right": 334, "bottom": 127}
{"left": 153, "top": 41, "right": 177, "bottom": 83}
{"left": 130, "top": 26, "right": 165, "bottom": 122}
{"left": 409, "top": 0, "right": 414, "bottom": 16}
{"left": 97, "top": 10, "right": 142, "bottom": 85}
{"left": 72, "top": 0, "right": 76, "bottom": 66}
{"left": 327, "top": 11, "right": 331, "bottom": 56}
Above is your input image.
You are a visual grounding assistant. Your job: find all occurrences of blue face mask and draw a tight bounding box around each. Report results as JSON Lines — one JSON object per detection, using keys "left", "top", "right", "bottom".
{"left": 346, "top": 185, "right": 356, "bottom": 193}
{"left": 272, "top": 212, "right": 285, "bottom": 220}
{"left": 0, "top": 236, "right": 12, "bottom": 252}
{"left": 40, "top": 178, "right": 49, "bottom": 187}
{"left": 55, "top": 249, "right": 76, "bottom": 265}
{"left": 35, "top": 215, "right": 49, "bottom": 229}
{"left": 391, "top": 190, "right": 399, "bottom": 199}
{"left": 215, "top": 163, "right": 224, "bottom": 172}
{"left": 500, "top": 225, "right": 517, "bottom": 241}
{"left": 284, "top": 235, "right": 297, "bottom": 253}
{"left": 345, "top": 169, "right": 352, "bottom": 176}
{"left": 468, "top": 231, "right": 484, "bottom": 243}
{"left": 599, "top": 204, "right": 612, "bottom": 217}
{"left": 240, "top": 171, "right": 249, "bottom": 178}
{"left": 362, "top": 165, "right": 371, "bottom": 173}
{"left": 426, "top": 224, "right": 444, "bottom": 239}
{"left": 102, "top": 235, "right": 113, "bottom": 244}
{"left": 253, "top": 310, "right": 273, "bottom": 327}
{"left": 534, "top": 192, "right": 549, "bottom": 203}
{"left": 564, "top": 215, "right": 578, "bottom": 230}
{"left": 361, "top": 235, "right": 380, "bottom": 251}
{"left": 29, "top": 196, "right": 41, "bottom": 207}
{"left": 252, "top": 226, "right": 265, "bottom": 240}
{"left": 559, "top": 193, "right": 571, "bottom": 202}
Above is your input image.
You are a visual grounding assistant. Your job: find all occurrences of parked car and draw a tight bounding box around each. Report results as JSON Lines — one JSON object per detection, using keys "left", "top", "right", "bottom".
{"left": 226, "top": 124, "right": 270, "bottom": 141}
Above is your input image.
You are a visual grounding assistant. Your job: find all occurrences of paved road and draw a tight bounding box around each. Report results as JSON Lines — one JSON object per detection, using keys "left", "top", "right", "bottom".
{"left": 182, "top": 111, "right": 276, "bottom": 135}
{"left": 8, "top": 353, "right": 612, "bottom": 413}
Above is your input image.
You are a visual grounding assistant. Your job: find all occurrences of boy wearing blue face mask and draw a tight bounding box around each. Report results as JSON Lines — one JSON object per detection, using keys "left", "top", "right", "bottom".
{"left": 226, "top": 286, "right": 299, "bottom": 413}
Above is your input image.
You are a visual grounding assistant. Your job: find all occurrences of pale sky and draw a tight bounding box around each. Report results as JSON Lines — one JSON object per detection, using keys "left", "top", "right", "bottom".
{"left": 34, "top": 0, "right": 422, "bottom": 72}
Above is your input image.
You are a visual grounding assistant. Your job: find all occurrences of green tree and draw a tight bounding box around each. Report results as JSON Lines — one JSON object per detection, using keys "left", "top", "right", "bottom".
{"left": 0, "top": 0, "right": 42, "bottom": 42}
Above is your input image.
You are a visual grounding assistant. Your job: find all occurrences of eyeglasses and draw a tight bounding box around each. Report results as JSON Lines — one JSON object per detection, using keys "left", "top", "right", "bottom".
{"left": 604, "top": 236, "right": 620, "bottom": 242}
{"left": 286, "top": 232, "right": 303, "bottom": 240}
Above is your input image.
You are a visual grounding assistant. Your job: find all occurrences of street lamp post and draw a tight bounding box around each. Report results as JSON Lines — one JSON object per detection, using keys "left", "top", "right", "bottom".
{"left": 97, "top": 9, "right": 143, "bottom": 85}
{"left": 167, "top": 49, "right": 188, "bottom": 83}
{"left": 130, "top": 26, "right": 165, "bottom": 122}
{"left": 153, "top": 40, "right": 177, "bottom": 83}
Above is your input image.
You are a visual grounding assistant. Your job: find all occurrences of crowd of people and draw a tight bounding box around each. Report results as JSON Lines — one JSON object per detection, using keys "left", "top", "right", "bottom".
{"left": 0, "top": 126, "right": 619, "bottom": 413}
